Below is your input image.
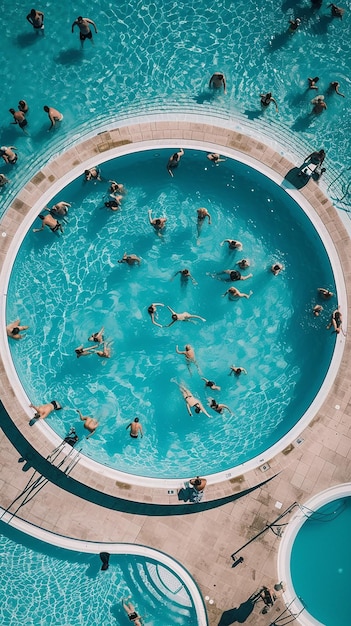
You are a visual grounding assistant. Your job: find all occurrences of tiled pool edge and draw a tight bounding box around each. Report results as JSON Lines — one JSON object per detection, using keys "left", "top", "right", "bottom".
{"left": 0, "top": 122, "right": 350, "bottom": 507}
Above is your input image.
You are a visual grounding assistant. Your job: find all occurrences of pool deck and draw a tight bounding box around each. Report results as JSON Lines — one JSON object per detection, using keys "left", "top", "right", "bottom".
{"left": 1, "top": 122, "right": 351, "bottom": 626}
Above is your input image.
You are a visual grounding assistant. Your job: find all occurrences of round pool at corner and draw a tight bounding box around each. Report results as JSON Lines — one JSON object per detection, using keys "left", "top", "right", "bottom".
{"left": 278, "top": 484, "right": 351, "bottom": 626}
{"left": 0, "top": 139, "right": 346, "bottom": 486}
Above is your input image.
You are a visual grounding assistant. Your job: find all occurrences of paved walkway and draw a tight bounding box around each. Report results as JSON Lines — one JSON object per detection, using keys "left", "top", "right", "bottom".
{"left": 0, "top": 122, "right": 350, "bottom": 626}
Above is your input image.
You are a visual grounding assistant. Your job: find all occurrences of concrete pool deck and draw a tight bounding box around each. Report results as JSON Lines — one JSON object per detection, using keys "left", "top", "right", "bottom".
{"left": 1, "top": 122, "right": 351, "bottom": 625}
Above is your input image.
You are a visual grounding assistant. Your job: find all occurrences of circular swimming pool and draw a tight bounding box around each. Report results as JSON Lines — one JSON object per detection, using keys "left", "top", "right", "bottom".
{"left": 4, "top": 146, "right": 343, "bottom": 481}
{"left": 278, "top": 485, "right": 351, "bottom": 626}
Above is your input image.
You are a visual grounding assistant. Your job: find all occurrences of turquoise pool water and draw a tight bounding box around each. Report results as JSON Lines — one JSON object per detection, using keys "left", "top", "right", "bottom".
{"left": 0, "top": 0, "right": 350, "bottom": 216}
{"left": 0, "top": 520, "right": 198, "bottom": 626}
{"left": 290, "top": 497, "right": 351, "bottom": 626}
{"left": 7, "top": 149, "right": 336, "bottom": 478}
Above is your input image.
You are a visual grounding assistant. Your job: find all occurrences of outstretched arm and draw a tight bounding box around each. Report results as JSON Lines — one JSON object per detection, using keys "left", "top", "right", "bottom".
{"left": 71, "top": 21, "right": 77, "bottom": 32}
{"left": 86, "top": 18, "right": 98, "bottom": 32}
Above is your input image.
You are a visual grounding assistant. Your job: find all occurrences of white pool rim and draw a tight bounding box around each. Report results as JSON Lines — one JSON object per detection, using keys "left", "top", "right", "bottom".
{"left": 0, "top": 506, "right": 208, "bottom": 625}
{"left": 277, "top": 483, "right": 351, "bottom": 626}
{"left": 0, "top": 135, "right": 346, "bottom": 488}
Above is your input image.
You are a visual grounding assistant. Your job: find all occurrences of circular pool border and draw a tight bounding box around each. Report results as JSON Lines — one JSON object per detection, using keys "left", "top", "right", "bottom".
{"left": 0, "top": 120, "right": 349, "bottom": 499}
{"left": 277, "top": 483, "right": 351, "bottom": 626}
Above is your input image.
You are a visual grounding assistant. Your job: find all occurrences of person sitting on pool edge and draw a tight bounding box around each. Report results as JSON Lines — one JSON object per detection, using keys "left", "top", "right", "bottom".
{"left": 126, "top": 417, "right": 143, "bottom": 438}
{"left": 189, "top": 476, "right": 207, "bottom": 502}
{"left": 29, "top": 400, "right": 62, "bottom": 425}
{"left": 122, "top": 597, "right": 143, "bottom": 625}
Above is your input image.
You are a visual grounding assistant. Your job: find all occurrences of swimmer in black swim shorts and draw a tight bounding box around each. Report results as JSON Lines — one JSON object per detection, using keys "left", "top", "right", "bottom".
{"left": 126, "top": 417, "right": 143, "bottom": 438}
{"left": 72, "top": 16, "right": 98, "bottom": 47}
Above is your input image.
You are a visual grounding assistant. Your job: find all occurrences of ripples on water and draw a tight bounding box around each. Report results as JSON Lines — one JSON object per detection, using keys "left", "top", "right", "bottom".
{"left": 7, "top": 151, "right": 335, "bottom": 478}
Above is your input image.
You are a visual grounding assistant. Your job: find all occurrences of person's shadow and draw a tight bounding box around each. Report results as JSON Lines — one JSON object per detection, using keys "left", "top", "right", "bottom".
{"left": 267, "top": 30, "right": 290, "bottom": 52}
{"left": 218, "top": 595, "right": 258, "bottom": 625}
{"left": 194, "top": 90, "right": 215, "bottom": 104}
{"left": 243, "top": 108, "right": 263, "bottom": 121}
{"left": 54, "top": 49, "right": 84, "bottom": 65}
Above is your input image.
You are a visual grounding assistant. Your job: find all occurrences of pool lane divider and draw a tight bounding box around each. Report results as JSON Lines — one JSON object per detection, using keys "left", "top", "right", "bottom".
{"left": 0, "top": 400, "right": 279, "bottom": 516}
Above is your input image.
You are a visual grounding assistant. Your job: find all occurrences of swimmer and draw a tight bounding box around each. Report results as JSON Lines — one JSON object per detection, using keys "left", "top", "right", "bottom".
{"left": 126, "top": 417, "right": 143, "bottom": 438}
{"left": 289, "top": 17, "right": 301, "bottom": 31}
{"left": 237, "top": 259, "right": 250, "bottom": 269}
{"left": 260, "top": 92, "right": 278, "bottom": 112}
{"left": 33, "top": 214, "right": 63, "bottom": 233}
{"left": 105, "top": 194, "right": 122, "bottom": 211}
{"left": 75, "top": 344, "right": 99, "bottom": 358}
{"left": 43, "top": 105, "right": 63, "bottom": 130}
{"left": 222, "top": 287, "right": 253, "bottom": 299}
{"left": 0, "top": 146, "right": 18, "bottom": 164}
{"left": 329, "top": 81, "right": 345, "bottom": 97}
{"left": 29, "top": 400, "right": 62, "bottom": 422}
{"left": 118, "top": 252, "right": 141, "bottom": 265}
{"left": 26, "top": 8, "right": 44, "bottom": 30}
{"left": 210, "top": 269, "right": 253, "bottom": 281}
{"left": 220, "top": 239, "right": 242, "bottom": 250}
{"left": 308, "top": 77, "right": 319, "bottom": 90}
{"left": 173, "top": 380, "right": 211, "bottom": 417}
{"left": 311, "top": 95, "right": 327, "bottom": 114}
{"left": 229, "top": 365, "right": 247, "bottom": 376}
{"left": 0, "top": 173, "right": 10, "bottom": 187}
{"left": 72, "top": 16, "right": 98, "bottom": 47}
{"left": 209, "top": 72, "right": 227, "bottom": 93}
{"left": 201, "top": 377, "right": 221, "bottom": 391}
{"left": 76, "top": 408, "right": 99, "bottom": 438}
{"left": 197, "top": 207, "right": 211, "bottom": 237}
{"left": 6, "top": 319, "right": 29, "bottom": 340}
{"left": 197, "top": 207, "right": 211, "bottom": 224}
{"left": 328, "top": 3, "right": 345, "bottom": 18}
{"left": 96, "top": 341, "right": 112, "bottom": 358}
{"left": 167, "top": 148, "right": 184, "bottom": 177}
{"left": 88, "top": 327, "right": 104, "bottom": 343}
{"left": 9, "top": 109, "right": 28, "bottom": 134}
{"left": 84, "top": 167, "right": 101, "bottom": 181}
{"left": 48, "top": 201, "right": 71, "bottom": 216}
{"left": 207, "top": 153, "right": 226, "bottom": 163}
{"left": 326, "top": 306, "right": 343, "bottom": 333}
{"left": 171, "top": 268, "right": 197, "bottom": 285}
{"left": 147, "top": 302, "right": 165, "bottom": 327}
{"left": 166, "top": 306, "right": 206, "bottom": 326}
{"left": 109, "top": 180, "right": 125, "bottom": 193}
{"left": 122, "top": 597, "right": 143, "bottom": 625}
{"left": 318, "top": 287, "right": 334, "bottom": 299}
{"left": 148, "top": 208, "right": 167, "bottom": 233}
{"left": 18, "top": 100, "right": 29, "bottom": 113}
{"left": 208, "top": 398, "right": 234, "bottom": 415}
{"left": 271, "top": 263, "right": 283, "bottom": 275}
{"left": 313, "top": 304, "right": 323, "bottom": 316}
{"left": 176, "top": 344, "right": 200, "bottom": 374}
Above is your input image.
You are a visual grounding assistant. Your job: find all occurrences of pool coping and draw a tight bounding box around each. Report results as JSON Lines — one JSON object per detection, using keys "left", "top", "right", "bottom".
{"left": 0, "top": 506, "right": 208, "bottom": 625}
{"left": 277, "top": 483, "right": 351, "bottom": 626}
{"left": 0, "top": 120, "right": 350, "bottom": 506}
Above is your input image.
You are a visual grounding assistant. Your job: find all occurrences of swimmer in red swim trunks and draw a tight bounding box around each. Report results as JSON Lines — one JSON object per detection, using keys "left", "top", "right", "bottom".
{"left": 72, "top": 16, "right": 98, "bottom": 47}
